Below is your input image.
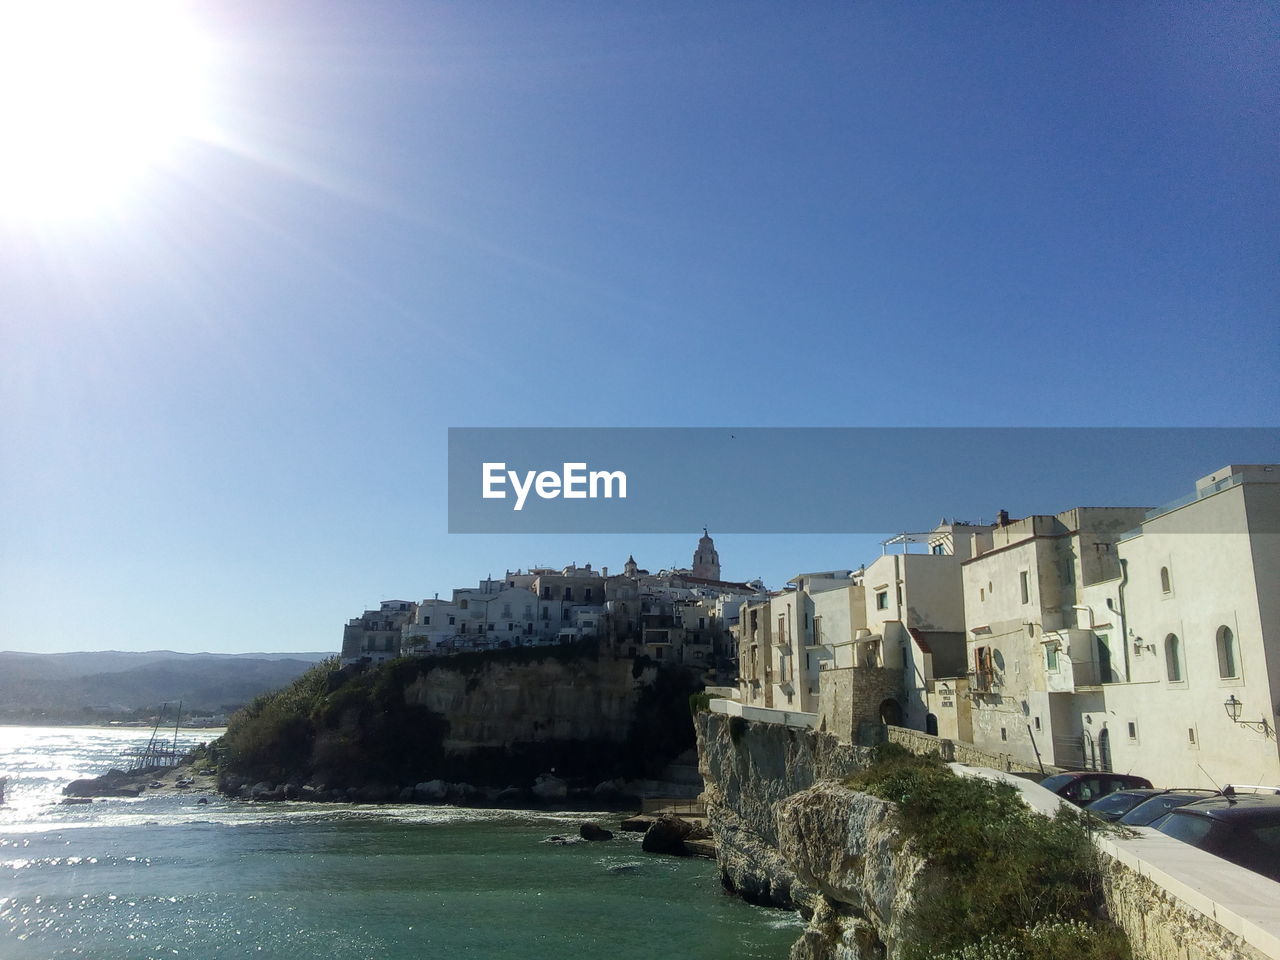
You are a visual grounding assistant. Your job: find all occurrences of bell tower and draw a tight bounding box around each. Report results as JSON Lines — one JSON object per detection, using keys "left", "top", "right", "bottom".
{"left": 691, "top": 528, "right": 720, "bottom": 581}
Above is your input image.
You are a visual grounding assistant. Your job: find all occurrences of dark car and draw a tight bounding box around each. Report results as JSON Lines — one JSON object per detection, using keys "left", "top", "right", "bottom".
{"left": 1151, "top": 792, "right": 1280, "bottom": 883}
{"left": 1082, "top": 788, "right": 1163, "bottom": 822}
{"left": 1118, "top": 789, "right": 1220, "bottom": 827}
{"left": 1039, "top": 771, "right": 1154, "bottom": 807}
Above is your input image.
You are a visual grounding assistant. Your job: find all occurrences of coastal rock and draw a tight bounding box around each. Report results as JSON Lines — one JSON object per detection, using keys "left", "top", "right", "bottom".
{"left": 641, "top": 816, "right": 694, "bottom": 856}
{"left": 532, "top": 775, "right": 567, "bottom": 801}
{"left": 494, "top": 786, "right": 527, "bottom": 806}
{"left": 776, "top": 781, "right": 927, "bottom": 949}
{"left": 579, "top": 822, "right": 614, "bottom": 842}
{"left": 63, "top": 771, "right": 143, "bottom": 799}
{"left": 695, "top": 711, "right": 869, "bottom": 911}
{"left": 415, "top": 779, "right": 450, "bottom": 802}
{"left": 354, "top": 784, "right": 396, "bottom": 804}
{"left": 592, "top": 778, "right": 624, "bottom": 801}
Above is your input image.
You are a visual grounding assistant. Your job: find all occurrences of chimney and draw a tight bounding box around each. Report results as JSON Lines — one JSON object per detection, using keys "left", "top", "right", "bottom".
{"left": 997, "top": 509, "right": 1010, "bottom": 527}
{"left": 602, "top": 566, "right": 608, "bottom": 578}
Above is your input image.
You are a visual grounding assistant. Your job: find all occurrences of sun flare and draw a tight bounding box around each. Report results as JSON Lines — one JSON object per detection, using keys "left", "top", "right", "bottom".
{"left": 0, "top": 0, "right": 214, "bottom": 220}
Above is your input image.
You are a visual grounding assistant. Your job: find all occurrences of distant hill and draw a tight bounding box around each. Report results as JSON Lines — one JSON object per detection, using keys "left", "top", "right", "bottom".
{"left": 0, "top": 650, "right": 334, "bottom": 724}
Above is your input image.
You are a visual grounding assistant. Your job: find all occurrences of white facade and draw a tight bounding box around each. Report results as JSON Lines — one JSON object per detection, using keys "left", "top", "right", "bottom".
{"left": 1075, "top": 466, "right": 1280, "bottom": 787}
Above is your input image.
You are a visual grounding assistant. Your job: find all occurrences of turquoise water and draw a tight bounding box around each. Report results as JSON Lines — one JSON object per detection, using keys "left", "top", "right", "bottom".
{"left": 0, "top": 727, "right": 800, "bottom": 959}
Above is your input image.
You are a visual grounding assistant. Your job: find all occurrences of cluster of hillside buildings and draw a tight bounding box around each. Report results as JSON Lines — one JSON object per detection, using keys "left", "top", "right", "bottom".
{"left": 343, "top": 463, "right": 1279, "bottom": 789}
{"left": 340, "top": 531, "right": 763, "bottom": 679}
{"left": 729, "top": 463, "right": 1279, "bottom": 790}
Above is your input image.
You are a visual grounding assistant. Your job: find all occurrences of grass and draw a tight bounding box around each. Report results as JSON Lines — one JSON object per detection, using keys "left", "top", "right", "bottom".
{"left": 845, "top": 744, "right": 1130, "bottom": 960}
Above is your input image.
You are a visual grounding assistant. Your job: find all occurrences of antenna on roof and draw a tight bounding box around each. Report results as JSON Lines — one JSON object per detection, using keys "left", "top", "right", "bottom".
{"left": 1197, "top": 763, "right": 1225, "bottom": 797}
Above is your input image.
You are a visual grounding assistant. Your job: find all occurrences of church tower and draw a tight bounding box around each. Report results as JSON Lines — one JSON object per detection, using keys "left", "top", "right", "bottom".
{"left": 691, "top": 529, "right": 720, "bottom": 581}
{"left": 623, "top": 554, "right": 639, "bottom": 577}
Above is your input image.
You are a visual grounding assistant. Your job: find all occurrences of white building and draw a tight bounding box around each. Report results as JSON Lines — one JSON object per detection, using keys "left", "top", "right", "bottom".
{"left": 1069, "top": 465, "right": 1280, "bottom": 787}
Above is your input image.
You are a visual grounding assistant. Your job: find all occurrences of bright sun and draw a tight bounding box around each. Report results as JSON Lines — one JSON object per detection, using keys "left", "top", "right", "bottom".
{"left": 0, "top": 0, "right": 214, "bottom": 220}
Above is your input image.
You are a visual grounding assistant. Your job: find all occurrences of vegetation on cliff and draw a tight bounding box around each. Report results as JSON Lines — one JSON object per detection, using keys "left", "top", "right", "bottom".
{"left": 846, "top": 745, "right": 1130, "bottom": 960}
{"left": 216, "top": 641, "right": 702, "bottom": 790}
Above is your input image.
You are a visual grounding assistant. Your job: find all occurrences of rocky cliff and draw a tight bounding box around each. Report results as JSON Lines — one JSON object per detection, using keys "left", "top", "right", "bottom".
{"left": 403, "top": 654, "right": 638, "bottom": 751}
{"left": 218, "top": 644, "right": 701, "bottom": 796}
{"left": 696, "top": 711, "right": 933, "bottom": 958}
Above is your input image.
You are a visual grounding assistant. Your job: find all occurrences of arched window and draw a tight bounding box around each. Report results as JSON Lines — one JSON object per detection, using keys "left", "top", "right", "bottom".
{"left": 1164, "top": 634, "right": 1182, "bottom": 682}
{"left": 1216, "top": 626, "right": 1239, "bottom": 679}
{"left": 1160, "top": 567, "right": 1172, "bottom": 594}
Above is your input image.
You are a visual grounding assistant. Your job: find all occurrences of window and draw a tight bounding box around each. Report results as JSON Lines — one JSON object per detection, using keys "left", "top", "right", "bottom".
{"left": 507, "top": 623, "right": 514, "bottom": 631}
{"left": 1034, "top": 716, "right": 1041, "bottom": 731}
{"left": 1020, "top": 571, "right": 1030, "bottom": 605}
{"left": 460, "top": 599, "right": 468, "bottom": 610}
{"left": 422, "top": 615, "right": 430, "bottom": 625}
{"left": 460, "top": 623, "right": 467, "bottom": 633}
{"left": 1216, "top": 626, "right": 1239, "bottom": 679}
{"left": 1164, "top": 634, "right": 1182, "bottom": 682}
{"left": 585, "top": 588, "right": 593, "bottom": 603}
{"left": 973, "top": 646, "right": 994, "bottom": 691}
{"left": 487, "top": 623, "right": 494, "bottom": 632}
{"left": 876, "top": 591, "right": 888, "bottom": 610}
{"left": 541, "top": 586, "right": 550, "bottom": 599}
{"left": 502, "top": 604, "right": 512, "bottom": 618}
{"left": 1127, "top": 722, "right": 1138, "bottom": 740}
{"left": 563, "top": 587, "right": 573, "bottom": 601}
{"left": 1000, "top": 727, "right": 1008, "bottom": 742}
{"left": 1160, "top": 566, "right": 1172, "bottom": 595}
{"left": 932, "top": 543, "right": 945, "bottom": 555}
{"left": 1046, "top": 644, "right": 1059, "bottom": 671}
{"left": 448, "top": 615, "right": 456, "bottom": 626}
{"left": 541, "top": 606, "right": 549, "bottom": 620}
{"left": 1188, "top": 728, "right": 1197, "bottom": 744}
{"left": 979, "top": 587, "right": 985, "bottom": 601}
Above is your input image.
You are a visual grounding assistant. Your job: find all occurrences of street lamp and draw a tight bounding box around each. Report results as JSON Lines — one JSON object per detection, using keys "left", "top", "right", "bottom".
{"left": 1223, "top": 695, "right": 1273, "bottom": 736}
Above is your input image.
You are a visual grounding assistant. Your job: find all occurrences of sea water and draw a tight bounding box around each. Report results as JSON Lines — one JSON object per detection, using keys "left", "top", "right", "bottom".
{"left": 0, "top": 726, "right": 800, "bottom": 959}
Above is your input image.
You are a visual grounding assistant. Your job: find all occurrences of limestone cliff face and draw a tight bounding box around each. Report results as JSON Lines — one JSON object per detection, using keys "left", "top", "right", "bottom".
{"left": 696, "top": 712, "right": 932, "bottom": 960}
{"left": 696, "top": 711, "right": 869, "bottom": 909}
{"left": 404, "top": 656, "right": 639, "bottom": 752}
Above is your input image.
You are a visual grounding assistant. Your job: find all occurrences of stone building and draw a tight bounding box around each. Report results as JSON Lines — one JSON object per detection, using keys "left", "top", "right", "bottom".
{"left": 691, "top": 529, "right": 721, "bottom": 581}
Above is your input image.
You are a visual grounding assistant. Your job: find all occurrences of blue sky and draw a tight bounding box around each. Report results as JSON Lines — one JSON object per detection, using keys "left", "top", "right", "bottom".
{"left": 2, "top": 1, "right": 1277, "bottom": 654}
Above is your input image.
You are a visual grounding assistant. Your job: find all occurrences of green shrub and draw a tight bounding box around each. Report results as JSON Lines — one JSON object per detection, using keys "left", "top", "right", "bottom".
{"left": 689, "top": 692, "right": 713, "bottom": 715}
{"left": 844, "top": 745, "right": 1130, "bottom": 960}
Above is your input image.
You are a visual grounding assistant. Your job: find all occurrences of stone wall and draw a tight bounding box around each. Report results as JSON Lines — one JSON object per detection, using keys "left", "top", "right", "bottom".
{"left": 1097, "top": 835, "right": 1279, "bottom": 960}
{"left": 817, "top": 666, "right": 904, "bottom": 742}
{"left": 886, "top": 725, "right": 1065, "bottom": 776}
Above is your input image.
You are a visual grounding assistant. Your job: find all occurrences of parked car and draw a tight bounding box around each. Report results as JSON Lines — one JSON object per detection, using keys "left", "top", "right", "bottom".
{"left": 1039, "top": 771, "right": 1154, "bottom": 807}
{"left": 1082, "top": 788, "right": 1163, "bottom": 822}
{"left": 1150, "top": 790, "right": 1280, "bottom": 882}
{"left": 1118, "top": 789, "right": 1219, "bottom": 827}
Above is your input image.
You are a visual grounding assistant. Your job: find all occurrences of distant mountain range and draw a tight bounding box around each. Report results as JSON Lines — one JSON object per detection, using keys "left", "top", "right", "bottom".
{"left": 0, "top": 650, "right": 334, "bottom": 724}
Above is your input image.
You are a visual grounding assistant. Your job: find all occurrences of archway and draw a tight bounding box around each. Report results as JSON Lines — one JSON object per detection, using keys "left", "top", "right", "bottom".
{"left": 878, "top": 698, "right": 903, "bottom": 726}
{"left": 925, "top": 713, "right": 939, "bottom": 736}
{"left": 1098, "top": 728, "right": 1112, "bottom": 772}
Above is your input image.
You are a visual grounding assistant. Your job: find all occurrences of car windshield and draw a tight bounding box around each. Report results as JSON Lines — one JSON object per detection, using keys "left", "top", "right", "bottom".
{"left": 1120, "top": 794, "right": 1214, "bottom": 826}
{"left": 1040, "top": 774, "right": 1073, "bottom": 792}
{"left": 1086, "top": 792, "right": 1150, "bottom": 819}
